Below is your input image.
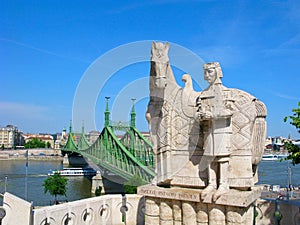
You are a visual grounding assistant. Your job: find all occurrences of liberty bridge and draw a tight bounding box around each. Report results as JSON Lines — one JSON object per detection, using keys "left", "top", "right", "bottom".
{"left": 61, "top": 98, "right": 155, "bottom": 183}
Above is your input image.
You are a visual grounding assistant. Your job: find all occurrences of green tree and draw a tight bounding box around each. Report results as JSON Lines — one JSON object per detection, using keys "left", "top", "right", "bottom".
{"left": 46, "top": 141, "right": 51, "bottom": 148}
{"left": 1, "top": 144, "right": 4, "bottom": 150}
{"left": 25, "top": 138, "right": 46, "bottom": 149}
{"left": 43, "top": 172, "right": 68, "bottom": 204}
{"left": 283, "top": 102, "right": 300, "bottom": 165}
{"left": 123, "top": 174, "right": 146, "bottom": 194}
{"left": 95, "top": 186, "right": 102, "bottom": 196}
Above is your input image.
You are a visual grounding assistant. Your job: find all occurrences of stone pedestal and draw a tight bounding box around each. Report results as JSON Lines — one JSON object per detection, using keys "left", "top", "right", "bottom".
{"left": 62, "top": 154, "right": 69, "bottom": 165}
{"left": 91, "top": 171, "right": 105, "bottom": 194}
{"left": 138, "top": 185, "right": 262, "bottom": 225}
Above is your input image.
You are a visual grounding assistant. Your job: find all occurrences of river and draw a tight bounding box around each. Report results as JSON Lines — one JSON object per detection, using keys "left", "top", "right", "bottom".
{"left": 0, "top": 159, "right": 299, "bottom": 206}
{"left": 0, "top": 160, "right": 92, "bottom": 206}
{"left": 257, "top": 159, "right": 300, "bottom": 188}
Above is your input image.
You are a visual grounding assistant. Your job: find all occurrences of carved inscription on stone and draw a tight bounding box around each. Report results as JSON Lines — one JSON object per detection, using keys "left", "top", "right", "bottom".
{"left": 138, "top": 187, "right": 200, "bottom": 202}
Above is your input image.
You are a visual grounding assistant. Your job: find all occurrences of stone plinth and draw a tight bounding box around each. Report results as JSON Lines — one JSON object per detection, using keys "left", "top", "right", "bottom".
{"left": 138, "top": 185, "right": 262, "bottom": 225}
{"left": 91, "top": 171, "right": 105, "bottom": 194}
{"left": 63, "top": 154, "right": 69, "bottom": 165}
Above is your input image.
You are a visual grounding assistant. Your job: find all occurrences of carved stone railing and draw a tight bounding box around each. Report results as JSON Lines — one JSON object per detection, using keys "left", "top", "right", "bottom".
{"left": 2, "top": 192, "right": 145, "bottom": 225}
{"left": 2, "top": 192, "right": 300, "bottom": 225}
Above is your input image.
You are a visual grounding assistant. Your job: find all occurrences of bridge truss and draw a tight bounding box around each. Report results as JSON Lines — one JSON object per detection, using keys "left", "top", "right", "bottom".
{"left": 62, "top": 99, "right": 155, "bottom": 183}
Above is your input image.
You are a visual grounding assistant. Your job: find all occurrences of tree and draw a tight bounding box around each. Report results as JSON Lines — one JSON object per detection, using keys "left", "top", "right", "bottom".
{"left": 283, "top": 102, "right": 300, "bottom": 165}
{"left": 1, "top": 144, "right": 4, "bottom": 150}
{"left": 95, "top": 186, "right": 102, "bottom": 196}
{"left": 46, "top": 141, "right": 51, "bottom": 148}
{"left": 43, "top": 172, "right": 68, "bottom": 204}
{"left": 25, "top": 138, "right": 46, "bottom": 149}
{"left": 123, "top": 174, "right": 146, "bottom": 194}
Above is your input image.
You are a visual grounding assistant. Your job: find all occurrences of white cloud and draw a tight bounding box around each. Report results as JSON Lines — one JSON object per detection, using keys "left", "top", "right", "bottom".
{"left": 0, "top": 101, "right": 49, "bottom": 120}
{"left": 262, "top": 32, "right": 300, "bottom": 56}
{"left": 0, "top": 102, "right": 71, "bottom": 133}
{"left": 274, "top": 93, "right": 299, "bottom": 101}
{"left": 0, "top": 38, "right": 90, "bottom": 64}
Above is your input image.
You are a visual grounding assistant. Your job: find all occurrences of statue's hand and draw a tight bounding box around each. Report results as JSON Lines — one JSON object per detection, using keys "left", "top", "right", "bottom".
{"left": 197, "top": 110, "right": 212, "bottom": 121}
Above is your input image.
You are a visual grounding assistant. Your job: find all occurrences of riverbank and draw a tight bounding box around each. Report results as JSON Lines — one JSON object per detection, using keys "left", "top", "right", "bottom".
{"left": 0, "top": 155, "right": 63, "bottom": 161}
{"left": 0, "top": 149, "right": 62, "bottom": 161}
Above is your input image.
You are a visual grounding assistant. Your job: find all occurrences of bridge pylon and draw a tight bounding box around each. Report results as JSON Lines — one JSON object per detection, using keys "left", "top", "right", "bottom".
{"left": 62, "top": 98, "right": 155, "bottom": 183}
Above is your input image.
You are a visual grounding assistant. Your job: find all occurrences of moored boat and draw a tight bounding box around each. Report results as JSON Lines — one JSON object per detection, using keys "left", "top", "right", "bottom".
{"left": 48, "top": 167, "right": 97, "bottom": 176}
{"left": 262, "top": 154, "right": 288, "bottom": 161}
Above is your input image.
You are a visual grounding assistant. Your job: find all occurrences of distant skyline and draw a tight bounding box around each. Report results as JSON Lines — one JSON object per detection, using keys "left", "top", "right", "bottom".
{"left": 1, "top": 0, "right": 300, "bottom": 138}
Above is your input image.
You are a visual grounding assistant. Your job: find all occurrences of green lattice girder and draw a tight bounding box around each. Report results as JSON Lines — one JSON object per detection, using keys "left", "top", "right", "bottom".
{"left": 77, "top": 133, "right": 90, "bottom": 150}
{"left": 120, "top": 126, "right": 155, "bottom": 169}
{"left": 79, "top": 126, "right": 155, "bottom": 182}
{"left": 62, "top": 134, "right": 78, "bottom": 152}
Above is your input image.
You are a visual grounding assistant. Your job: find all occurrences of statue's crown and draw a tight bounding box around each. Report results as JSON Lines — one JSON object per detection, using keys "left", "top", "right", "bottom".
{"left": 203, "top": 62, "right": 220, "bottom": 69}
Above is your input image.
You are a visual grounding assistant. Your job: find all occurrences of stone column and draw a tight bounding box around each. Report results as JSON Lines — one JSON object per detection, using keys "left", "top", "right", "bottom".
{"left": 173, "top": 200, "right": 182, "bottom": 225}
{"left": 182, "top": 202, "right": 196, "bottom": 225}
{"left": 159, "top": 199, "right": 173, "bottom": 225}
{"left": 197, "top": 202, "right": 208, "bottom": 225}
{"left": 226, "top": 206, "right": 244, "bottom": 225}
{"left": 208, "top": 204, "right": 226, "bottom": 225}
{"left": 145, "top": 197, "right": 160, "bottom": 225}
{"left": 242, "top": 205, "right": 254, "bottom": 225}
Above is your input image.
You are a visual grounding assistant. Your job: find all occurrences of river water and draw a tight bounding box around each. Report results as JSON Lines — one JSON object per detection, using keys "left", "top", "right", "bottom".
{"left": 257, "top": 160, "right": 300, "bottom": 188}
{"left": 0, "top": 159, "right": 299, "bottom": 206}
{"left": 0, "top": 160, "right": 92, "bottom": 206}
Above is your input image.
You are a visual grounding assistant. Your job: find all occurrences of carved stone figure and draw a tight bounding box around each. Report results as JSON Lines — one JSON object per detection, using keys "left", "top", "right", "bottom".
{"left": 196, "top": 62, "right": 234, "bottom": 201}
{"left": 146, "top": 42, "right": 203, "bottom": 186}
{"left": 141, "top": 42, "right": 267, "bottom": 224}
{"left": 146, "top": 42, "right": 267, "bottom": 194}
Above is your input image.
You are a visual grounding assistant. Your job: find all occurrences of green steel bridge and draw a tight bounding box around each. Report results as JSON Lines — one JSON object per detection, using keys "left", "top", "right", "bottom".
{"left": 62, "top": 99, "right": 155, "bottom": 183}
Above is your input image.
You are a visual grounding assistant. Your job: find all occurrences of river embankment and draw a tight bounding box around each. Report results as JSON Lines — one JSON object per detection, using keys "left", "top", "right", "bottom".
{"left": 0, "top": 149, "right": 62, "bottom": 161}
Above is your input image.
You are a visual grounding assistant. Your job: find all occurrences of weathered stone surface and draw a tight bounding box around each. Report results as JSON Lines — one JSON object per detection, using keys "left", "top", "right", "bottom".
{"left": 145, "top": 197, "right": 159, "bottom": 216}
{"left": 2, "top": 192, "right": 32, "bottom": 225}
{"left": 146, "top": 42, "right": 203, "bottom": 187}
{"left": 182, "top": 202, "right": 197, "bottom": 225}
{"left": 138, "top": 185, "right": 262, "bottom": 208}
{"left": 138, "top": 185, "right": 201, "bottom": 203}
{"left": 208, "top": 204, "right": 226, "bottom": 225}
{"left": 144, "top": 42, "right": 267, "bottom": 225}
{"left": 147, "top": 42, "right": 267, "bottom": 190}
{"left": 91, "top": 171, "right": 105, "bottom": 194}
{"left": 173, "top": 200, "right": 182, "bottom": 222}
{"left": 208, "top": 186, "right": 263, "bottom": 208}
{"left": 196, "top": 202, "right": 208, "bottom": 225}
{"left": 159, "top": 200, "right": 173, "bottom": 222}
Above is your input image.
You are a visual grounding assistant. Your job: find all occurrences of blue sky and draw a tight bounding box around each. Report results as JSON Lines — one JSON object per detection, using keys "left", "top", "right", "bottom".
{"left": 1, "top": 0, "right": 299, "bottom": 138}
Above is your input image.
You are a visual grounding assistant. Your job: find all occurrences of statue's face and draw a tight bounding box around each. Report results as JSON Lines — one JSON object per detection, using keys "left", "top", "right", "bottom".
{"left": 204, "top": 68, "right": 217, "bottom": 85}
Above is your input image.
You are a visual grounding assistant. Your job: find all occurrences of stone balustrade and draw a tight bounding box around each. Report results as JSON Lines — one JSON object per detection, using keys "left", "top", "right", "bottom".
{"left": 2, "top": 192, "right": 144, "bottom": 225}
{"left": 1, "top": 192, "right": 300, "bottom": 224}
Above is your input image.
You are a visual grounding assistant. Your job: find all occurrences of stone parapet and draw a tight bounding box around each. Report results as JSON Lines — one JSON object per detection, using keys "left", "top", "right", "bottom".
{"left": 138, "top": 185, "right": 263, "bottom": 225}
{"left": 2, "top": 191, "right": 300, "bottom": 224}
{"left": 138, "top": 185, "right": 262, "bottom": 207}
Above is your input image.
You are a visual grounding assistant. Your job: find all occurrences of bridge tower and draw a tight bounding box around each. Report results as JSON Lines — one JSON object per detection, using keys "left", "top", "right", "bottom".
{"left": 77, "top": 121, "right": 90, "bottom": 150}
{"left": 61, "top": 98, "right": 155, "bottom": 183}
{"left": 62, "top": 120, "right": 78, "bottom": 152}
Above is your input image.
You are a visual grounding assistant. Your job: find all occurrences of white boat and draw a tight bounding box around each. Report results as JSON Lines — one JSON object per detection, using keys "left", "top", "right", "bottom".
{"left": 262, "top": 154, "right": 278, "bottom": 161}
{"left": 48, "top": 167, "right": 97, "bottom": 176}
{"left": 262, "top": 154, "right": 288, "bottom": 161}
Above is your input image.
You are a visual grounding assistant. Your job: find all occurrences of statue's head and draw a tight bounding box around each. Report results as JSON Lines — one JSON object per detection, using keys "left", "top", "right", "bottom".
{"left": 151, "top": 42, "right": 170, "bottom": 89}
{"left": 151, "top": 42, "right": 170, "bottom": 63}
{"left": 203, "top": 62, "right": 223, "bottom": 85}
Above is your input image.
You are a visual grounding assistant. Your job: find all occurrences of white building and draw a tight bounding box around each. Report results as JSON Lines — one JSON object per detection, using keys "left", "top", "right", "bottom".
{"left": 0, "top": 125, "right": 21, "bottom": 149}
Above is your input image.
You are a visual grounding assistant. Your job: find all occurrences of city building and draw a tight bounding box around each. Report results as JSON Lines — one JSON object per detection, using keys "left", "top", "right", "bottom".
{"left": 86, "top": 130, "right": 101, "bottom": 145}
{"left": 22, "top": 134, "right": 55, "bottom": 149}
{"left": 0, "top": 124, "right": 24, "bottom": 149}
